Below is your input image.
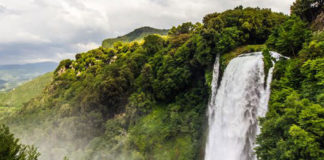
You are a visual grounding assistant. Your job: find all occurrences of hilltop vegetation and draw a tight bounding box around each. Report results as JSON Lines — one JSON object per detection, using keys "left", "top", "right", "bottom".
{"left": 102, "top": 26, "right": 168, "bottom": 48}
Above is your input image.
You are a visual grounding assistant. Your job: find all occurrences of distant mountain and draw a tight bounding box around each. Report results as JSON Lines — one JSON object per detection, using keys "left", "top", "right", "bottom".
{"left": 0, "top": 62, "right": 58, "bottom": 70}
{"left": 0, "top": 79, "right": 6, "bottom": 85}
{"left": 102, "top": 26, "right": 168, "bottom": 48}
{"left": 0, "top": 62, "right": 57, "bottom": 92}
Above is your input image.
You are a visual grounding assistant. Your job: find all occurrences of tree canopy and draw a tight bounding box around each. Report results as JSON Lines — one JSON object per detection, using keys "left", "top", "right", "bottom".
{"left": 0, "top": 125, "right": 39, "bottom": 160}
{"left": 266, "top": 15, "right": 311, "bottom": 57}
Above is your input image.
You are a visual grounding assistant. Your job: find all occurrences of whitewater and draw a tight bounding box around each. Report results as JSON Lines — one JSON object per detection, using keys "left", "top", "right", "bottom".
{"left": 205, "top": 52, "right": 279, "bottom": 160}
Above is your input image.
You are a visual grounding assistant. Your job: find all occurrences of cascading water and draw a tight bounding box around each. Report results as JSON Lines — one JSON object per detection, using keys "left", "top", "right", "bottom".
{"left": 205, "top": 52, "right": 278, "bottom": 160}
{"left": 207, "top": 53, "right": 220, "bottom": 123}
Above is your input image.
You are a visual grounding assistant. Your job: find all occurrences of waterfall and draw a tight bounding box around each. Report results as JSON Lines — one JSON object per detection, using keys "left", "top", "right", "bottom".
{"left": 205, "top": 52, "right": 277, "bottom": 160}
{"left": 207, "top": 53, "right": 220, "bottom": 126}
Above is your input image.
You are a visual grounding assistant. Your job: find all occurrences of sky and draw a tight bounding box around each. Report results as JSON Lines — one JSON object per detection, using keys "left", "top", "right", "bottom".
{"left": 0, "top": 0, "right": 295, "bottom": 65}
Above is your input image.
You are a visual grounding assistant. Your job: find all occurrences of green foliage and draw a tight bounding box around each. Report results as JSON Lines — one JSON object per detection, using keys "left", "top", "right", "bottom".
{"left": 0, "top": 125, "right": 40, "bottom": 160}
{"left": 142, "top": 35, "right": 165, "bottom": 55}
{"left": 256, "top": 91, "right": 324, "bottom": 159}
{"left": 63, "top": 157, "right": 69, "bottom": 160}
{"left": 300, "top": 58, "right": 324, "bottom": 102}
{"left": 262, "top": 48, "right": 274, "bottom": 82}
{"left": 257, "top": 31, "right": 324, "bottom": 160}
{"left": 128, "top": 86, "right": 208, "bottom": 160}
{"left": 102, "top": 27, "right": 168, "bottom": 48}
{"left": 299, "top": 31, "right": 324, "bottom": 59}
{"left": 168, "top": 22, "right": 199, "bottom": 35}
{"left": 291, "top": 0, "right": 324, "bottom": 22}
{"left": 266, "top": 15, "right": 312, "bottom": 57}
{"left": 203, "top": 7, "right": 286, "bottom": 44}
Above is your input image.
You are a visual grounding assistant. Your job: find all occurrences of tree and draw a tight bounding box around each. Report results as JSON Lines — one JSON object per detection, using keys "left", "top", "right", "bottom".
{"left": 142, "top": 35, "right": 165, "bottom": 55}
{"left": 256, "top": 92, "right": 324, "bottom": 160}
{"left": 291, "top": 0, "right": 324, "bottom": 22}
{"left": 0, "top": 125, "right": 40, "bottom": 160}
{"left": 266, "top": 15, "right": 311, "bottom": 57}
{"left": 299, "top": 31, "right": 324, "bottom": 59}
{"left": 168, "top": 22, "right": 197, "bottom": 35}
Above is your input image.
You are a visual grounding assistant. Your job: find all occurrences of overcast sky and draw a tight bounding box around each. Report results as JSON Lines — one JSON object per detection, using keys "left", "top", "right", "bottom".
{"left": 0, "top": 0, "right": 295, "bottom": 65}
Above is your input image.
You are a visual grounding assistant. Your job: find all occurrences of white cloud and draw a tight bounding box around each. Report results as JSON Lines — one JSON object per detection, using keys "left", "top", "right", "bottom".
{"left": 0, "top": 0, "right": 295, "bottom": 64}
{"left": 74, "top": 42, "right": 100, "bottom": 52}
{"left": 56, "top": 52, "right": 76, "bottom": 60}
{"left": 0, "top": 32, "right": 51, "bottom": 44}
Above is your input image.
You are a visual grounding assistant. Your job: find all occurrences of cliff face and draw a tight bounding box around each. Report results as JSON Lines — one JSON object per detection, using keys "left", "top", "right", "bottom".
{"left": 311, "top": 11, "right": 324, "bottom": 31}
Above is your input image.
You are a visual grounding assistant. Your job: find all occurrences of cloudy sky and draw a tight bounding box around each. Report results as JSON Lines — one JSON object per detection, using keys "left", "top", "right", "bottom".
{"left": 0, "top": 0, "right": 294, "bottom": 65}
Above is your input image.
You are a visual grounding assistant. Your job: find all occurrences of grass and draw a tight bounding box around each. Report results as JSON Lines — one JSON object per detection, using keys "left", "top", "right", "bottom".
{"left": 0, "top": 107, "right": 19, "bottom": 121}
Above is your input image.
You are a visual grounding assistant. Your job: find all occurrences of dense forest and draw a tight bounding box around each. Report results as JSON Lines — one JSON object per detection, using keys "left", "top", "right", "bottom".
{"left": 0, "top": 0, "right": 323, "bottom": 159}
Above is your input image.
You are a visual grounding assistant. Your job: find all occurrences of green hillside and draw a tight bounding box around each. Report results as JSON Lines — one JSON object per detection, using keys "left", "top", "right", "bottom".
{"left": 0, "top": 72, "right": 53, "bottom": 108}
{"left": 0, "top": 73, "right": 53, "bottom": 121}
{"left": 0, "top": 73, "right": 53, "bottom": 107}
{"left": 102, "top": 26, "right": 168, "bottom": 48}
